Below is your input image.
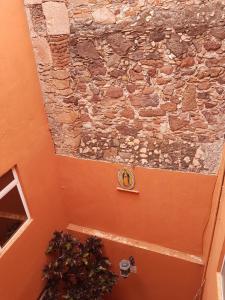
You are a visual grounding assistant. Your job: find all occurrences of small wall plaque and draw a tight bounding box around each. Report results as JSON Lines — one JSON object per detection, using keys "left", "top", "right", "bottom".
{"left": 117, "top": 168, "right": 135, "bottom": 190}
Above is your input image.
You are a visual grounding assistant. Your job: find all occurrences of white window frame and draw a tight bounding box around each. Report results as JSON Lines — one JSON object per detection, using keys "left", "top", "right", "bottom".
{"left": 0, "top": 168, "right": 31, "bottom": 252}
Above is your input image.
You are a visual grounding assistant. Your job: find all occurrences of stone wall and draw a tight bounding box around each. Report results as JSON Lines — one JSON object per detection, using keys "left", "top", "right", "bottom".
{"left": 24, "top": 0, "right": 225, "bottom": 174}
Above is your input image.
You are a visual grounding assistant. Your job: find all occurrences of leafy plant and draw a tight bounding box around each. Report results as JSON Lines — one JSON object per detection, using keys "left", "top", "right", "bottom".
{"left": 41, "top": 231, "right": 118, "bottom": 300}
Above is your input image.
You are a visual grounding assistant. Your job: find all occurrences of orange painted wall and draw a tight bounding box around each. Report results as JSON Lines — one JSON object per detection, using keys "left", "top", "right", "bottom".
{"left": 58, "top": 155, "right": 219, "bottom": 299}
{"left": 202, "top": 150, "right": 225, "bottom": 264}
{"left": 69, "top": 229, "right": 203, "bottom": 300}
{"left": 57, "top": 156, "right": 216, "bottom": 256}
{"left": 0, "top": 1, "right": 66, "bottom": 300}
{"left": 202, "top": 152, "right": 225, "bottom": 300}
{"left": 0, "top": 1, "right": 222, "bottom": 300}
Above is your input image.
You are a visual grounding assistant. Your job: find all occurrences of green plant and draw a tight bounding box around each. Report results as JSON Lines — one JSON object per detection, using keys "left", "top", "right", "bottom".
{"left": 41, "top": 231, "right": 118, "bottom": 300}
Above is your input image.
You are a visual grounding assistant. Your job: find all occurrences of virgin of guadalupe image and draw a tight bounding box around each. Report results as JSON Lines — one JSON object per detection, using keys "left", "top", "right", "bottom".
{"left": 118, "top": 168, "right": 135, "bottom": 190}
{"left": 122, "top": 169, "right": 131, "bottom": 187}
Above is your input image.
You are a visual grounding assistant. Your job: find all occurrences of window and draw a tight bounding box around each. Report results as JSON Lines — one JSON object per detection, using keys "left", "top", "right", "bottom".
{"left": 0, "top": 168, "right": 30, "bottom": 249}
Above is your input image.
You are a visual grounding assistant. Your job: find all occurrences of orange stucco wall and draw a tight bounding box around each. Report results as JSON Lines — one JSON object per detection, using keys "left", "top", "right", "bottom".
{"left": 0, "top": 1, "right": 66, "bottom": 299}
{"left": 202, "top": 151, "right": 225, "bottom": 300}
{"left": 68, "top": 229, "right": 203, "bottom": 300}
{"left": 57, "top": 156, "right": 218, "bottom": 299}
{"left": 0, "top": 1, "right": 222, "bottom": 300}
{"left": 202, "top": 151, "right": 225, "bottom": 264}
{"left": 57, "top": 156, "right": 216, "bottom": 256}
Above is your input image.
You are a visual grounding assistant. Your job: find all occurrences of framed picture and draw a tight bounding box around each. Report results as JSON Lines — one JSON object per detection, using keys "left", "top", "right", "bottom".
{"left": 118, "top": 168, "right": 135, "bottom": 190}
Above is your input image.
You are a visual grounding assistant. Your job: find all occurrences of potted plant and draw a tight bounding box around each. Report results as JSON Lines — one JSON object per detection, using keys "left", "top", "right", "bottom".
{"left": 40, "top": 231, "right": 118, "bottom": 300}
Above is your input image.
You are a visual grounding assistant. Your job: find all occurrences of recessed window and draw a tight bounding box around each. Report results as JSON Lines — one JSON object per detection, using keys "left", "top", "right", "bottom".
{"left": 0, "top": 168, "right": 30, "bottom": 249}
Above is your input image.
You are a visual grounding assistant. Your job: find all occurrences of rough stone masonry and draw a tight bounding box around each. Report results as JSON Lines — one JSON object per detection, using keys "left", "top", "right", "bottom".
{"left": 24, "top": 0, "right": 225, "bottom": 174}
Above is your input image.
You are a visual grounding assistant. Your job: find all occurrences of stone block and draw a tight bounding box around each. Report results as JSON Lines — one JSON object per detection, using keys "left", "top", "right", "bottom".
{"left": 32, "top": 37, "right": 52, "bottom": 65}
{"left": 68, "top": 0, "right": 89, "bottom": 6}
{"left": 55, "top": 111, "right": 79, "bottom": 124}
{"left": 92, "top": 7, "right": 116, "bottom": 24}
{"left": 42, "top": 2, "right": 70, "bottom": 35}
{"left": 106, "top": 86, "right": 123, "bottom": 98}
{"left": 169, "top": 116, "right": 189, "bottom": 132}
{"left": 24, "top": 0, "right": 42, "bottom": 5}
